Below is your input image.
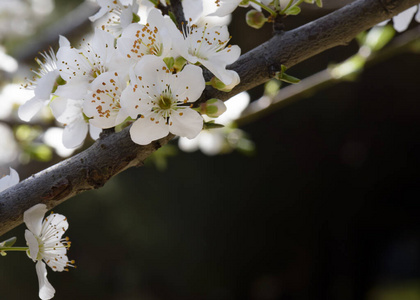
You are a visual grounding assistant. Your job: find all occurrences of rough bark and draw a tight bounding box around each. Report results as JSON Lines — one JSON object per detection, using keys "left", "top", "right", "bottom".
{"left": 1, "top": 0, "right": 419, "bottom": 237}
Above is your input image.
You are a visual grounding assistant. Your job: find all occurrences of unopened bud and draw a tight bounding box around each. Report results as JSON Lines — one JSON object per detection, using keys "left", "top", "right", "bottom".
{"left": 246, "top": 10, "right": 267, "bottom": 29}
{"left": 209, "top": 76, "right": 226, "bottom": 90}
{"left": 201, "top": 98, "right": 227, "bottom": 118}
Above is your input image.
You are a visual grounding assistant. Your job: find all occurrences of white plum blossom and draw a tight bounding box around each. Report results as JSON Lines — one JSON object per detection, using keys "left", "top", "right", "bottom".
{"left": 378, "top": 5, "right": 420, "bottom": 32}
{"left": 24, "top": 203, "right": 74, "bottom": 300}
{"left": 18, "top": 48, "right": 59, "bottom": 122}
{"left": 117, "top": 8, "right": 176, "bottom": 62}
{"left": 50, "top": 97, "right": 101, "bottom": 148}
{"left": 90, "top": 0, "right": 140, "bottom": 36}
{"left": 172, "top": 23, "right": 240, "bottom": 85}
{"left": 56, "top": 30, "right": 129, "bottom": 100}
{"left": 209, "top": 0, "right": 272, "bottom": 17}
{"left": 0, "top": 167, "right": 19, "bottom": 192}
{"left": 83, "top": 71, "right": 129, "bottom": 129}
{"left": 120, "top": 55, "right": 205, "bottom": 145}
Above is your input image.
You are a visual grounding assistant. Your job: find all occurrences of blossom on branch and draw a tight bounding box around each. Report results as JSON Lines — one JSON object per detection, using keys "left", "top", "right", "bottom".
{"left": 120, "top": 55, "right": 205, "bottom": 145}
{"left": 171, "top": 22, "right": 240, "bottom": 86}
{"left": 24, "top": 204, "right": 74, "bottom": 300}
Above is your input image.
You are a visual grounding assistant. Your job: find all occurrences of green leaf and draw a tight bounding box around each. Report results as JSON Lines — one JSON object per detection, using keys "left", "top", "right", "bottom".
{"left": 276, "top": 65, "right": 300, "bottom": 84}
{"left": 163, "top": 57, "right": 175, "bottom": 70}
{"left": 284, "top": 6, "right": 301, "bottom": 15}
{"left": 132, "top": 13, "right": 140, "bottom": 23}
{"left": 279, "top": 73, "right": 300, "bottom": 84}
{"left": 204, "top": 121, "right": 225, "bottom": 130}
{"left": 2, "top": 237, "right": 17, "bottom": 248}
{"left": 316, "top": 0, "right": 323, "bottom": 7}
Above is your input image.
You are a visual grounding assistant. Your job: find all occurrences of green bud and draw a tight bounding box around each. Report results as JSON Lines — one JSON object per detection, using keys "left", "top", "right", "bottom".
{"left": 201, "top": 98, "right": 227, "bottom": 118}
{"left": 246, "top": 10, "right": 267, "bottom": 29}
{"left": 239, "top": 0, "right": 250, "bottom": 6}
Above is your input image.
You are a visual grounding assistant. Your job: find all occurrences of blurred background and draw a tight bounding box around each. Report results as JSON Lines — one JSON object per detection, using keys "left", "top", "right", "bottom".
{"left": 1, "top": 0, "right": 420, "bottom": 299}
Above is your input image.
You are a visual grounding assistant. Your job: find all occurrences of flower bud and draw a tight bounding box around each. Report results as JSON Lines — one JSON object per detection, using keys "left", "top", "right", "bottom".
{"left": 246, "top": 10, "right": 267, "bottom": 29}
{"left": 209, "top": 76, "right": 226, "bottom": 90}
{"left": 201, "top": 98, "right": 227, "bottom": 118}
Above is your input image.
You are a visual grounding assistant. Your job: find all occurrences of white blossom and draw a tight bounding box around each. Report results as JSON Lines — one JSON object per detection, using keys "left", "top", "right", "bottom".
{"left": 171, "top": 23, "right": 240, "bottom": 85}
{"left": 18, "top": 48, "right": 59, "bottom": 122}
{"left": 120, "top": 55, "right": 205, "bottom": 145}
{"left": 50, "top": 97, "right": 102, "bottom": 149}
{"left": 83, "top": 71, "right": 129, "bottom": 129}
{"left": 90, "top": 0, "right": 139, "bottom": 36}
{"left": 0, "top": 167, "right": 19, "bottom": 193}
{"left": 24, "top": 203, "right": 74, "bottom": 300}
{"left": 117, "top": 8, "right": 176, "bottom": 61}
{"left": 56, "top": 30, "right": 129, "bottom": 100}
{"left": 209, "top": 0, "right": 272, "bottom": 17}
{"left": 378, "top": 5, "right": 420, "bottom": 32}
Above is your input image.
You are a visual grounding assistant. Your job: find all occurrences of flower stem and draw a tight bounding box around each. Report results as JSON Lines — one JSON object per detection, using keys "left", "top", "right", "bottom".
{"left": 0, "top": 247, "right": 29, "bottom": 252}
{"left": 249, "top": 0, "right": 277, "bottom": 16}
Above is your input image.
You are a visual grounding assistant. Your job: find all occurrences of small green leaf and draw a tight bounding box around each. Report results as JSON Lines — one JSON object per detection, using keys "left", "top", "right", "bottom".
{"left": 1, "top": 251, "right": 7, "bottom": 256}
{"left": 275, "top": 65, "right": 300, "bottom": 84}
{"left": 279, "top": 73, "right": 300, "bottom": 84}
{"left": 132, "top": 13, "right": 140, "bottom": 23}
{"left": 284, "top": 6, "right": 301, "bottom": 15}
{"left": 315, "top": 0, "right": 322, "bottom": 7}
{"left": 163, "top": 57, "right": 175, "bottom": 70}
{"left": 204, "top": 121, "right": 225, "bottom": 130}
{"left": 2, "top": 237, "right": 17, "bottom": 248}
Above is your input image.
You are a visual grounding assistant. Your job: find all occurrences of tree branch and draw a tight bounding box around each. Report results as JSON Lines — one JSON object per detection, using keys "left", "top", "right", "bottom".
{"left": 1, "top": 0, "right": 419, "bottom": 237}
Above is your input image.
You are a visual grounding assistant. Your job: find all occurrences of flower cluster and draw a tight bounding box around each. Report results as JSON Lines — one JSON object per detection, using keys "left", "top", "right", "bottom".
{"left": 18, "top": 0, "right": 241, "bottom": 148}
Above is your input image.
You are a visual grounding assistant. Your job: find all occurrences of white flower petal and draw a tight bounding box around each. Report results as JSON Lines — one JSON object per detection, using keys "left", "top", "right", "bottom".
{"left": 36, "top": 261, "right": 55, "bottom": 300}
{"left": 209, "top": 0, "right": 241, "bottom": 17}
{"left": 25, "top": 229, "right": 40, "bottom": 262}
{"left": 18, "top": 97, "right": 47, "bottom": 122}
{"left": 24, "top": 204, "right": 48, "bottom": 237}
{"left": 170, "top": 64, "right": 205, "bottom": 103}
{"left": 178, "top": 136, "right": 200, "bottom": 152}
{"left": 198, "top": 130, "right": 225, "bottom": 156}
{"left": 130, "top": 113, "right": 169, "bottom": 145}
{"left": 63, "top": 119, "right": 88, "bottom": 149}
{"left": 393, "top": 6, "right": 417, "bottom": 32}
{"left": 415, "top": 5, "right": 420, "bottom": 22}
{"left": 89, "top": 125, "right": 102, "bottom": 140}
{"left": 169, "top": 108, "right": 203, "bottom": 139}
{"left": 0, "top": 167, "right": 19, "bottom": 192}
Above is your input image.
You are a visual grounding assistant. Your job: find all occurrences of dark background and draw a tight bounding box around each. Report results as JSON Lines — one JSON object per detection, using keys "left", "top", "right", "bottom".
{"left": 1, "top": 2, "right": 420, "bottom": 299}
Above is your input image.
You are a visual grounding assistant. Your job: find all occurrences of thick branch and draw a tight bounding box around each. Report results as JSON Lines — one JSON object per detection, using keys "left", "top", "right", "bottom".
{"left": 200, "top": 0, "right": 420, "bottom": 102}
{"left": 1, "top": 0, "right": 419, "bottom": 237}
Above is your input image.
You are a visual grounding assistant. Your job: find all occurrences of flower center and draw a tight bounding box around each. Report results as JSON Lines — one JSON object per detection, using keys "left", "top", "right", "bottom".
{"left": 158, "top": 95, "right": 173, "bottom": 110}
